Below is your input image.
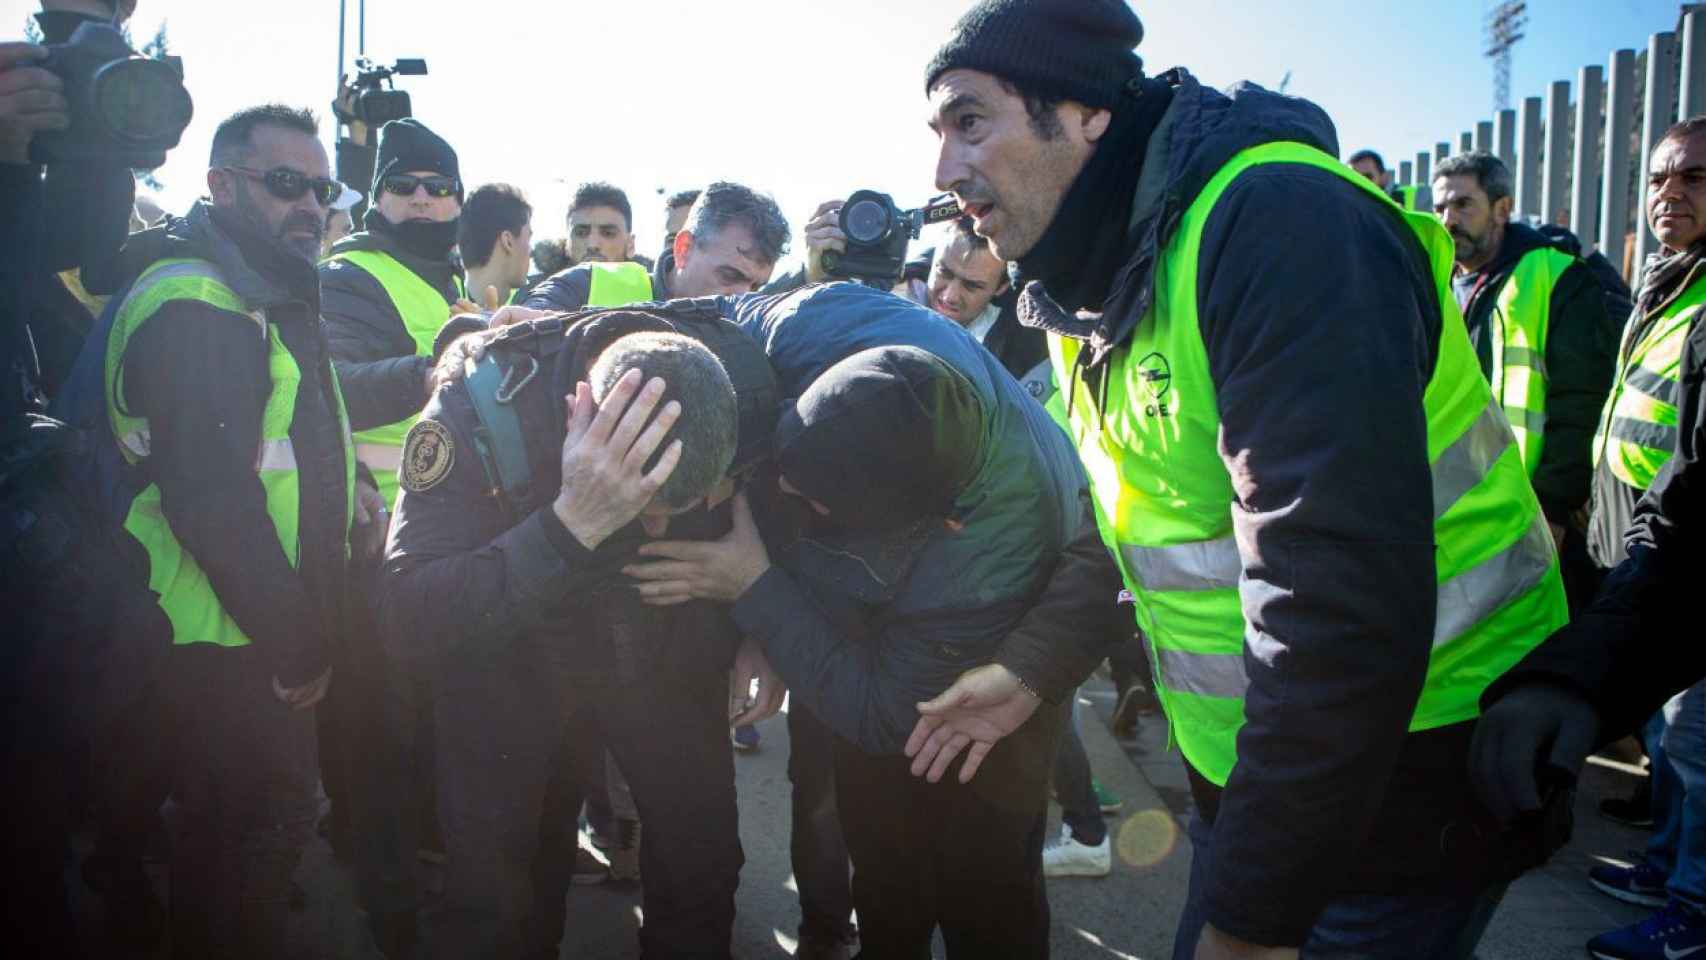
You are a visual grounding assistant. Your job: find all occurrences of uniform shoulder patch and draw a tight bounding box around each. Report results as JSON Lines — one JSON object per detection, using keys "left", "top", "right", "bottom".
{"left": 401, "top": 419, "right": 456, "bottom": 493}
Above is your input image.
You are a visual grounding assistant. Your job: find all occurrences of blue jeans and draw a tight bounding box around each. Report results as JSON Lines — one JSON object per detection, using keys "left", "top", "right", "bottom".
{"left": 1645, "top": 680, "right": 1706, "bottom": 908}
{"left": 1172, "top": 814, "right": 1505, "bottom": 959}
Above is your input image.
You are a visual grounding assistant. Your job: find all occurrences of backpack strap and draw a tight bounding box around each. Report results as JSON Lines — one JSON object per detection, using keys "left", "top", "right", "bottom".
{"left": 462, "top": 349, "right": 536, "bottom": 515}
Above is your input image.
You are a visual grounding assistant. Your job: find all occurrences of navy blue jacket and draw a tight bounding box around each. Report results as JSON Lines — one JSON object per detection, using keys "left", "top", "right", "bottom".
{"left": 716, "top": 283, "right": 1097, "bottom": 754}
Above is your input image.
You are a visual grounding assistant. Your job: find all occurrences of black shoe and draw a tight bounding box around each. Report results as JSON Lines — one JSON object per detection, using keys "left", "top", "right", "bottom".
{"left": 1601, "top": 782, "right": 1656, "bottom": 829}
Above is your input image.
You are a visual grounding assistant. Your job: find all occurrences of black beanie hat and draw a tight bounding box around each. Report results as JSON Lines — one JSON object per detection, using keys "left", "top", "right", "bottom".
{"left": 924, "top": 0, "right": 1144, "bottom": 109}
{"left": 372, "top": 118, "right": 462, "bottom": 203}
{"left": 776, "top": 346, "right": 985, "bottom": 534}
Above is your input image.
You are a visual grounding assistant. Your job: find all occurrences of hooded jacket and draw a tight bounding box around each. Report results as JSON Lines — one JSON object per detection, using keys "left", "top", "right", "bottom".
{"left": 318, "top": 212, "right": 462, "bottom": 428}
{"left": 716, "top": 283, "right": 1117, "bottom": 756}
{"left": 1453, "top": 221, "right": 1619, "bottom": 523}
{"left": 100, "top": 201, "right": 387, "bottom": 686}
{"left": 1019, "top": 69, "right": 1522, "bottom": 943}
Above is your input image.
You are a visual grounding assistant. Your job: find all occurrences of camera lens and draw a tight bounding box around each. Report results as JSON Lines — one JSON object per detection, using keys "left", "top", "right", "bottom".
{"left": 92, "top": 58, "right": 193, "bottom": 146}
{"left": 842, "top": 198, "right": 892, "bottom": 245}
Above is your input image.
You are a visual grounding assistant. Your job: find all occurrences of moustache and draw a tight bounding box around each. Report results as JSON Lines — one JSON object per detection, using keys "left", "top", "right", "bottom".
{"left": 279, "top": 212, "right": 325, "bottom": 239}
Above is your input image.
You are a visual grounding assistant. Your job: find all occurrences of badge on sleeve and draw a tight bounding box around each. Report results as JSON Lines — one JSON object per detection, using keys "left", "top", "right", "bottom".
{"left": 401, "top": 419, "right": 455, "bottom": 493}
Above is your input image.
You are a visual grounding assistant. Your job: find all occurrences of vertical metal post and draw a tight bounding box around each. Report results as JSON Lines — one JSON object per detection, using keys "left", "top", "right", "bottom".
{"left": 1475, "top": 121, "right": 1493, "bottom": 153}
{"left": 1415, "top": 152, "right": 1433, "bottom": 211}
{"left": 1459, "top": 130, "right": 1474, "bottom": 153}
{"left": 1494, "top": 108, "right": 1517, "bottom": 168}
{"left": 1638, "top": 33, "right": 1680, "bottom": 261}
{"left": 1573, "top": 65, "right": 1605, "bottom": 250}
{"left": 1399, "top": 160, "right": 1414, "bottom": 187}
{"left": 358, "top": 0, "right": 366, "bottom": 55}
{"left": 1436, "top": 141, "right": 1451, "bottom": 163}
{"left": 1543, "top": 81, "right": 1572, "bottom": 227}
{"left": 1601, "top": 49, "right": 1638, "bottom": 272}
{"left": 1516, "top": 96, "right": 1544, "bottom": 221}
{"left": 1682, "top": 8, "right": 1706, "bottom": 118}
{"left": 336, "top": 0, "right": 346, "bottom": 91}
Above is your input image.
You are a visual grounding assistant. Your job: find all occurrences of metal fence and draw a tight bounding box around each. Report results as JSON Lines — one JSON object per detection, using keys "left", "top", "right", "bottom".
{"left": 1393, "top": 5, "right": 1706, "bottom": 281}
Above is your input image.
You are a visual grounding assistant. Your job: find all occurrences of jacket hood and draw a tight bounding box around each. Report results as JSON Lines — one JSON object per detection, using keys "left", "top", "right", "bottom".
{"left": 1018, "top": 67, "right": 1339, "bottom": 364}
{"left": 99, "top": 200, "right": 314, "bottom": 310}
{"left": 1476, "top": 221, "right": 1553, "bottom": 279}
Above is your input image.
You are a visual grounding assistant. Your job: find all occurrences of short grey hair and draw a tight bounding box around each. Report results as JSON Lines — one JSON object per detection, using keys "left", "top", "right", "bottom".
{"left": 588, "top": 332, "right": 737, "bottom": 511}
{"left": 1435, "top": 151, "right": 1514, "bottom": 205}
{"left": 683, "top": 181, "right": 791, "bottom": 267}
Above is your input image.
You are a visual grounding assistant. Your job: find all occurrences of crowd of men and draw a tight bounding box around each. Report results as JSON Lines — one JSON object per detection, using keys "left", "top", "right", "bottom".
{"left": 7, "top": 1, "right": 1706, "bottom": 959}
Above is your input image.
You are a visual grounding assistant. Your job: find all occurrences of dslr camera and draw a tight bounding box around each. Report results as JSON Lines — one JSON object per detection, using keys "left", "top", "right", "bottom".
{"left": 28, "top": 20, "right": 192, "bottom": 169}
{"left": 823, "top": 191, "right": 962, "bottom": 286}
{"left": 349, "top": 56, "right": 428, "bottom": 127}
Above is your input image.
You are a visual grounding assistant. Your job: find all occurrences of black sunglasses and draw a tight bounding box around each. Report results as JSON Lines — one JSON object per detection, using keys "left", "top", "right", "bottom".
{"left": 382, "top": 173, "right": 459, "bottom": 199}
{"left": 225, "top": 166, "right": 342, "bottom": 207}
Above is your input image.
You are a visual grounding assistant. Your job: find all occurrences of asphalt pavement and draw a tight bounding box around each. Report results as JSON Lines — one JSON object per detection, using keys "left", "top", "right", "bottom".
{"left": 78, "top": 676, "right": 1659, "bottom": 958}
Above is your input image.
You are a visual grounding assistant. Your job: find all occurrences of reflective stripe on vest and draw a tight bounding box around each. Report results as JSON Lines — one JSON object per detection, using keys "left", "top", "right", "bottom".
{"left": 1488, "top": 245, "right": 1577, "bottom": 474}
{"left": 1051, "top": 141, "right": 1568, "bottom": 787}
{"left": 585, "top": 261, "right": 655, "bottom": 307}
{"left": 105, "top": 258, "right": 357, "bottom": 648}
{"left": 1593, "top": 273, "right": 1706, "bottom": 491}
{"left": 324, "top": 248, "right": 457, "bottom": 507}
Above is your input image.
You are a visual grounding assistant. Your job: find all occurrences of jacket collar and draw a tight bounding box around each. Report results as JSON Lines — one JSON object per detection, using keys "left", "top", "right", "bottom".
{"left": 1018, "top": 68, "right": 1342, "bottom": 368}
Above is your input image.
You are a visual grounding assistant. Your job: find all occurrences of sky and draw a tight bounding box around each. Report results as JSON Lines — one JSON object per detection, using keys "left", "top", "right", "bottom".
{"left": 6, "top": 0, "right": 1682, "bottom": 266}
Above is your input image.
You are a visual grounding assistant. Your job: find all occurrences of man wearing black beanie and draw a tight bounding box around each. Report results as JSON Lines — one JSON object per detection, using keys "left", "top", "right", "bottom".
{"left": 916, "top": 1, "right": 1571, "bottom": 959}
{"left": 313, "top": 115, "right": 469, "bottom": 954}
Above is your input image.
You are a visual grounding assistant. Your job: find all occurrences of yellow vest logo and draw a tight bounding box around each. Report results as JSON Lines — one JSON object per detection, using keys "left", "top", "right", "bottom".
{"left": 1137, "top": 352, "right": 1173, "bottom": 417}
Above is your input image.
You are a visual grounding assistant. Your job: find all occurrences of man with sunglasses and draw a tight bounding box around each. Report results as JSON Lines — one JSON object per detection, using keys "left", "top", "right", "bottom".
{"left": 88, "top": 103, "right": 393, "bottom": 959}
{"left": 320, "top": 117, "right": 467, "bottom": 508}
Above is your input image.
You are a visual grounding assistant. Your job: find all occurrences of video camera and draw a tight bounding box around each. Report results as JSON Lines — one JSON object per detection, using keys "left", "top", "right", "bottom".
{"left": 349, "top": 56, "right": 428, "bottom": 127}
{"left": 28, "top": 20, "right": 192, "bottom": 169}
{"left": 823, "top": 191, "right": 962, "bottom": 286}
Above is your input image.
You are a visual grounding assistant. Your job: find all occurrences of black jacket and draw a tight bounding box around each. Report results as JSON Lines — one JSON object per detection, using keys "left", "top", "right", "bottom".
{"left": 1587, "top": 264, "right": 1701, "bottom": 567}
{"left": 376, "top": 311, "right": 741, "bottom": 683}
{"left": 1019, "top": 69, "right": 1519, "bottom": 944}
{"left": 104, "top": 202, "right": 386, "bottom": 687}
{"left": 1485, "top": 303, "right": 1706, "bottom": 743}
{"left": 318, "top": 214, "right": 460, "bottom": 429}
{"left": 1453, "top": 221, "right": 1619, "bottom": 524}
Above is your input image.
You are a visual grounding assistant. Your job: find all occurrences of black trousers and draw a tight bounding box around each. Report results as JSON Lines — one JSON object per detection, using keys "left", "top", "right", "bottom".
{"left": 787, "top": 704, "right": 855, "bottom": 941}
{"left": 831, "top": 699, "right": 1065, "bottom": 960}
{"left": 316, "top": 561, "right": 428, "bottom": 922}
{"left": 431, "top": 646, "right": 742, "bottom": 960}
{"left": 155, "top": 644, "right": 320, "bottom": 960}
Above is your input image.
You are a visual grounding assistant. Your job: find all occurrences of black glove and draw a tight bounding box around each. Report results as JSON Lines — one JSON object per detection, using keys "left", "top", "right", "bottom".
{"left": 1470, "top": 680, "right": 1600, "bottom": 824}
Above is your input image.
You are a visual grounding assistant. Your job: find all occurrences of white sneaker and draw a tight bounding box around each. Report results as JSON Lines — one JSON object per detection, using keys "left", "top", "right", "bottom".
{"left": 1043, "top": 824, "right": 1111, "bottom": 878}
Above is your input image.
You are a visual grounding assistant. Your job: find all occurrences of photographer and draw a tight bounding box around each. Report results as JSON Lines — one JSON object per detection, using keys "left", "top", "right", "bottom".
{"left": 1, "top": 0, "right": 141, "bottom": 411}
{"left": 1, "top": 2, "right": 165, "bottom": 952}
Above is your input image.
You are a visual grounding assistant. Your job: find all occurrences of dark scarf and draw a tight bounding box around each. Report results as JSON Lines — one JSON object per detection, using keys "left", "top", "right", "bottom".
{"left": 1014, "top": 76, "right": 1172, "bottom": 314}
{"left": 364, "top": 208, "right": 459, "bottom": 264}
{"left": 1636, "top": 242, "right": 1706, "bottom": 318}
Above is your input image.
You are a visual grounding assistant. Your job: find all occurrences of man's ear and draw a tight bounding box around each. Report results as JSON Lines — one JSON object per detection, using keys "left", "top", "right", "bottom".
{"left": 1492, "top": 194, "right": 1514, "bottom": 226}
{"left": 1078, "top": 104, "right": 1113, "bottom": 143}
{"left": 626, "top": 232, "right": 637, "bottom": 259}
{"left": 672, "top": 229, "right": 694, "bottom": 269}
{"left": 207, "top": 167, "right": 235, "bottom": 207}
